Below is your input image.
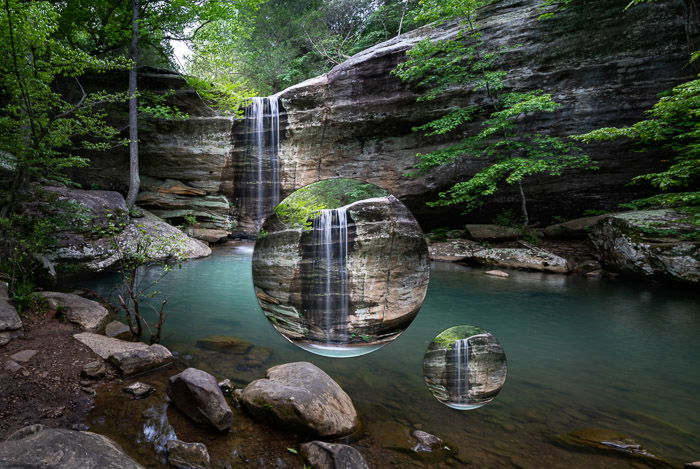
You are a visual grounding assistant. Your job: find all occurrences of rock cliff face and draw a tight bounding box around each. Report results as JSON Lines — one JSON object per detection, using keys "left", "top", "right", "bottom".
{"left": 75, "top": 0, "right": 693, "bottom": 234}
{"left": 264, "top": 0, "right": 693, "bottom": 229}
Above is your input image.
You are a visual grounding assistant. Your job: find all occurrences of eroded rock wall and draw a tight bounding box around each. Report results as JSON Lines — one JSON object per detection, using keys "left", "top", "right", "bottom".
{"left": 268, "top": 0, "right": 693, "bottom": 229}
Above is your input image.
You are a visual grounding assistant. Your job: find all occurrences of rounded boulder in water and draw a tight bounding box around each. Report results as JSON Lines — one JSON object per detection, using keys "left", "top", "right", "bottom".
{"left": 423, "top": 325, "right": 507, "bottom": 410}
{"left": 252, "top": 178, "right": 430, "bottom": 357}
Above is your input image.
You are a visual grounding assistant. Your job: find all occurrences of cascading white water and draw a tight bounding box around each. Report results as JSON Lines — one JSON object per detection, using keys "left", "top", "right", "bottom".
{"left": 311, "top": 208, "right": 349, "bottom": 343}
{"left": 244, "top": 96, "right": 281, "bottom": 228}
{"left": 453, "top": 338, "right": 470, "bottom": 402}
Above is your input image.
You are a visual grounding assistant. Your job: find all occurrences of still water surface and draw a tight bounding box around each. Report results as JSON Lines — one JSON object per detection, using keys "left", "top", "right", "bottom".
{"left": 79, "top": 244, "right": 700, "bottom": 467}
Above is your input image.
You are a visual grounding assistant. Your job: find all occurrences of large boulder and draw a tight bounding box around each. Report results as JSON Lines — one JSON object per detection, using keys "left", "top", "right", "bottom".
{"left": 588, "top": 210, "right": 700, "bottom": 284}
{"left": 299, "top": 441, "right": 369, "bottom": 469}
{"left": 42, "top": 187, "right": 211, "bottom": 276}
{"left": 40, "top": 292, "right": 109, "bottom": 333}
{"left": 0, "top": 425, "right": 144, "bottom": 469}
{"left": 167, "top": 368, "right": 233, "bottom": 432}
{"left": 241, "top": 362, "right": 359, "bottom": 438}
{"left": 0, "top": 282, "right": 23, "bottom": 347}
{"left": 543, "top": 215, "right": 610, "bottom": 239}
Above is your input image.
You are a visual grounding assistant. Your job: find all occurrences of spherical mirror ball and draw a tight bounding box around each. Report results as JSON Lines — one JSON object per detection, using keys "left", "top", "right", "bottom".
{"left": 252, "top": 178, "right": 430, "bottom": 358}
{"left": 423, "top": 325, "right": 507, "bottom": 410}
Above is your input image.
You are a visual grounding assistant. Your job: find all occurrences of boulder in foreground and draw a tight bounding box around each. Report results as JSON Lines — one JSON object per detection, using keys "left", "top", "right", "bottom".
{"left": 241, "top": 362, "right": 359, "bottom": 438}
{"left": 167, "top": 368, "right": 233, "bottom": 432}
{"left": 41, "top": 292, "right": 109, "bottom": 333}
{"left": 0, "top": 425, "right": 144, "bottom": 469}
{"left": 300, "top": 441, "right": 369, "bottom": 469}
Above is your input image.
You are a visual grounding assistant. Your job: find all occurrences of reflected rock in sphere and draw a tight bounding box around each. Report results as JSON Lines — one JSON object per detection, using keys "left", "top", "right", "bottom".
{"left": 423, "top": 325, "right": 507, "bottom": 410}
{"left": 252, "top": 178, "right": 429, "bottom": 357}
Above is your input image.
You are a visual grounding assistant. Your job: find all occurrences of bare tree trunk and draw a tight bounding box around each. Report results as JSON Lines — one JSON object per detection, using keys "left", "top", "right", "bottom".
{"left": 518, "top": 180, "right": 529, "bottom": 226}
{"left": 125, "top": 0, "right": 140, "bottom": 208}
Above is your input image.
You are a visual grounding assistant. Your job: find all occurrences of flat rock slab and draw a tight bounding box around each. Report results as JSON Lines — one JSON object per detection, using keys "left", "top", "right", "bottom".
{"left": 9, "top": 349, "right": 37, "bottom": 363}
{"left": 74, "top": 333, "right": 149, "bottom": 359}
{"left": 0, "top": 425, "right": 144, "bottom": 468}
{"left": 109, "top": 344, "right": 173, "bottom": 376}
{"left": 462, "top": 248, "right": 569, "bottom": 273}
{"left": 167, "top": 368, "right": 233, "bottom": 432}
{"left": 241, "top": 362, "right": 359, "bottom": 438}
{"left": 485, "top": 270, "right": 509, "bottom": 278}
{"left": 300, "top": 441, "right": 369, "bottom": 469}
{"left": 41, "top": 292, "right": 109, "bottom": 333}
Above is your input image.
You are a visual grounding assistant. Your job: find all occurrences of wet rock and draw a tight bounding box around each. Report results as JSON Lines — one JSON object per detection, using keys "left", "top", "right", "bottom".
{"left": 196, "top": 335, "right": 252, "bottom": 354}
{"left": 191, "top": 228, "right": 229, "bottom": 243}
{"left": 553, "top": 428, "right": 672, "bottom": 468}
{"left": 428, "top": 240, "right": 480, "bottom": 261}
{"left": 685, "top": 462, "right": 700, "bottom": 468}
{"left": 464, "top": 224, "right": 522, "bottom": 241}
{"left": 485, "top": 270, "right": 509, "bottom": 278}
{"left": 167, "top": 368, "right": 233, "bottom": 432}
{"left": 124, "top": 382, "right": 155, "bottom": 399}
{"left": 0, "top": 424, "right": 144, "bottom": 468}
{"left": 588, "top": 210, "right": 700, "bottom": 284}
{"left": 460, "top": 247, "right": 569, "bottom": 273}
{"left": 0, "top": 282, "right": 23, "bottom": 346}
{"left": 109, "top": 344, "right": 173, "bottom": 376}
{"left": 218, "top": 379, "right": 234, "bottom": 395}
{"left": 241, "top": 362, "right": 359, "bottom": 438}
{"left": 41, "top": 292, "right": 109, "bottom": 333}
{"left": 9, "top": 349, "right": 37, "bottom": 363}
{"left": 166, "top": 440, "right": 211, "bottom": 469}
{"left": 411, "top": 430, "right": 444, "bottom": 453}
{"left": 105, "top": 320, "right": 132, "bottom": 339}
{"left": 299, "top": 441, "right": 369, "bottom": 469}
{"left": 543, "top": 215, "right": 610, "bottom": 239}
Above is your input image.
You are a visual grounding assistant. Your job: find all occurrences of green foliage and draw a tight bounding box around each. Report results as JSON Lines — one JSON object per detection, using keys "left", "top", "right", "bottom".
{"left": 183, "top": 214, "right": 197, "bottom": 227}
{"left": 577, "top": 77, "right": 700, "bottom": 208}
{"left": 274, "top": 179, "right": 389, "bottom": 229}
{"left": 394, "top": 2, "right": 593, "bottom": 224}
{"left": 432, "top": 325, "right": 486, "bottom": 349}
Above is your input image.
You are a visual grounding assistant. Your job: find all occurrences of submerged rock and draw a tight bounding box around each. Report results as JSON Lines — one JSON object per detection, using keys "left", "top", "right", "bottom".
{"left": 167, "top": 368, "right": 233, "bottom": 432}
{"left": 241, "top": 362, "right": 359, "bottom": 438}
{"left": 588, "top": 210, "right": 700, "bottom": 284}
{"left": 40, "top": 292, "right": 109, "bottom": 333}
{"left": 0, "top": 424, "right": 144, "bottom": 468}
{"left": 196, "top": 335, "right": 252, "bottom": 354}
{"left": 166, "top": 440, "right": 211, "bottom": 469}
{"left": 485, "top": 270, "right": 509, "bottom": 278}
{"left": 553, "top": 428, "right": 672, "bottom": 468}
{"left": 299, "top": 441, "right": 369, "bottom": 469}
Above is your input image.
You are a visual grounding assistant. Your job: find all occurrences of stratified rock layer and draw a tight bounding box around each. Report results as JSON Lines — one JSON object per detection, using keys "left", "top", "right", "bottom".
{"left": 588, "top": 210, "right": 700, "bottom": 284}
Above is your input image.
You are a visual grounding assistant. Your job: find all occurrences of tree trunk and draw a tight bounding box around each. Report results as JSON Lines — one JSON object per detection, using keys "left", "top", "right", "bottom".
{"left": 125, "top": 0, "right": 140, "bottom": 208}
{"left": 518, "top": 180, "right": 529, "bottom": 226}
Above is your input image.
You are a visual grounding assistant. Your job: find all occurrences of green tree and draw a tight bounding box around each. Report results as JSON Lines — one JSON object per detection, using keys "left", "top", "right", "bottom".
{"left": 393, "top": 0, "right": 593, "bottom": 225}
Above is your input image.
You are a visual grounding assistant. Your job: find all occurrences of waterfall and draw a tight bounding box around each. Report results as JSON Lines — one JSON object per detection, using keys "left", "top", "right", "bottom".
{"left": 310, "top": 208, "right": 349, "bottom": 343}
{"left": 243, "top": 96, "right": 281, "bottom": 228}
{"left": 453, "top": 338, "right": 470, "bottom": 402}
